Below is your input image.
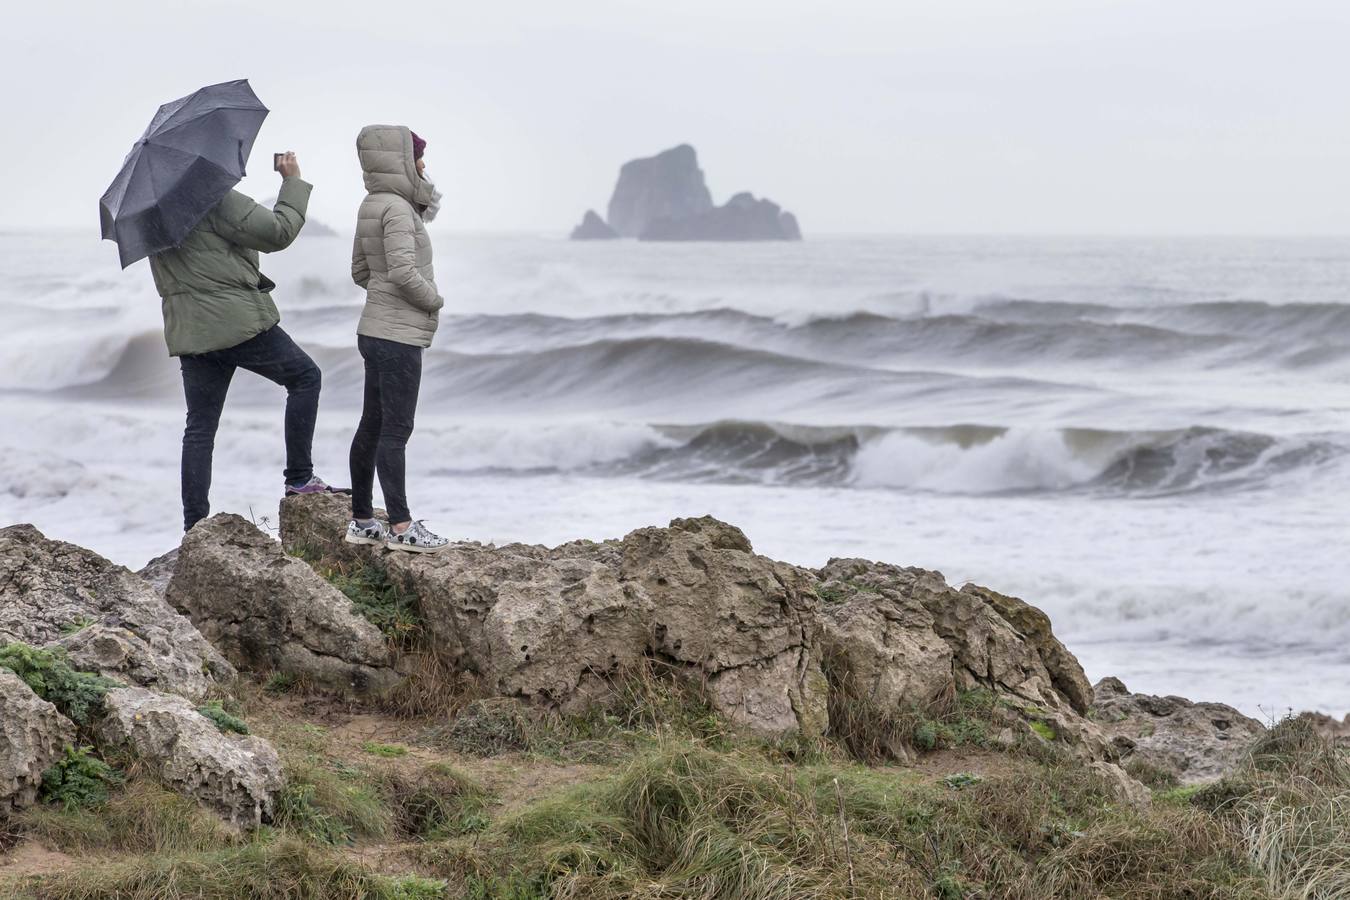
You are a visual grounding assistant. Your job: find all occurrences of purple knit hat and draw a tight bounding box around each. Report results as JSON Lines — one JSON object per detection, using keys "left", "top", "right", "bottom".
{"left": 411, "top": 131, "right": 427, "bottom": 160}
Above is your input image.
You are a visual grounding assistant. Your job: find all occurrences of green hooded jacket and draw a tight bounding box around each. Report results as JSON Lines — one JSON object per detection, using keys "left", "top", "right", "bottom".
{"left": 148, "top": 176, "right": 313, "bottom": 356}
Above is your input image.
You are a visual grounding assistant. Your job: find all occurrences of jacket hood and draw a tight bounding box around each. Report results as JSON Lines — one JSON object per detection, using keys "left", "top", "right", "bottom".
{"left": 356, "top": 125, "right": 437, "bottom": 209}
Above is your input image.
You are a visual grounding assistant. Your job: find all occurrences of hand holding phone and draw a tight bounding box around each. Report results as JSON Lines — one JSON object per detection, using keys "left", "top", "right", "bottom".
{"left": 274, "top": 152, "right": 300, "bottom": 179}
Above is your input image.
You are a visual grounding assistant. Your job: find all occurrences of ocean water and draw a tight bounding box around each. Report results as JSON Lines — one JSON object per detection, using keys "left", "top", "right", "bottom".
{"left": 1, "top": 230, "right": 1347, "bottom": 718}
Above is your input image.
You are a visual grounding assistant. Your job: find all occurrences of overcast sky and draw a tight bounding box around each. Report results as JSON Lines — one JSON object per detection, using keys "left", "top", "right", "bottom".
{"left": 5, "top": 0, "right": 1350, "bottom": 235}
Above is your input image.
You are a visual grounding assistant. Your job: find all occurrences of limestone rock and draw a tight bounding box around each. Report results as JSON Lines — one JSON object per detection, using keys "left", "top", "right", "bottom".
{"left": 1088, "top": 760, "right": 1152, "bottom": 808}
{"left": 279, "top": 494, "right": 827, "bottom": 737}
{"left": 1302, "top": 711, "right": 1350, "bottom": 747}
{"left": 815, "top": 562, "right": 954, "bottom": 713}
{"left": 640, "top": 192, "right": 803, "bottom": 241}
{"left": 1091, "top": 677, "right": 1265, "bottom": 784}
{"left": 167, "top": 514, "right": 399, "bottom": 696}
{"left": 569, "top": 209, "right": 618, "bottom": 240}
{"left": 0, "top": 524, "right": 233, "bottom": 701}
{"left": 815, "top": 559, "right": 1107, "bottom": 759}
{"left": 136, "top": 548, "right": 179, "bottom": 597}
{"left": 620, "top": 517, "right": 828, "bottom": 737}
{"left": 97, "top": 686, "right": 283, "bottom": 829}
{"left": 0, "top": 669, "right": 76, "bottom": 816}
{"left": 606, "top": 144, "right": 714, "bottom": 238}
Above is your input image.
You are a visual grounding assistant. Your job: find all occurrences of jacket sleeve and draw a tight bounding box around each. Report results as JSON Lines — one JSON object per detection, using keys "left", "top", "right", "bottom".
{"left": 215, "top": 178, "right": 312, "bottom": 253}
{"left": 351, "top": 232, "right": 370, "bottom": 289}
{"left": 380, "top": 204, "right": 443, "bottom": 312}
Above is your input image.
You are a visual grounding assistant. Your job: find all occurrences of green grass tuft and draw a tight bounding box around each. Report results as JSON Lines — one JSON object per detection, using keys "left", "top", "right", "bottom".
{"left": 196, "top": 700, "right": 249, "bottom": 735}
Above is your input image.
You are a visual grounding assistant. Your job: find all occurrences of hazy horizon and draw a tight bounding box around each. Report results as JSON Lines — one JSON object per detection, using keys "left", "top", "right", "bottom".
{"left": 5, "top": 0, "right": 1350, "bottom": 237}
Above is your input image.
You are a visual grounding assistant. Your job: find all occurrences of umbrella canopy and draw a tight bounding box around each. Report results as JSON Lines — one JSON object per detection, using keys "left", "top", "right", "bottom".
{"left": 99, "top": 79, "right": 268, "bottom": 268}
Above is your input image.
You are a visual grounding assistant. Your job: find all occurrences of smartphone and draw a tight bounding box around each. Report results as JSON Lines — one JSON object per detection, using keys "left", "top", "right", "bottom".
{"left": 273, "top": 153, "right": 284, "bottom": 172}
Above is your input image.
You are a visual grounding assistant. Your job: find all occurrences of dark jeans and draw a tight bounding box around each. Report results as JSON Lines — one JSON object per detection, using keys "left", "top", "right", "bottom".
{"left": 179, "top": 326, "right": 321, "bottom": 531}
{"left": 349, "top": 334, "right": 422, "bottom": 525}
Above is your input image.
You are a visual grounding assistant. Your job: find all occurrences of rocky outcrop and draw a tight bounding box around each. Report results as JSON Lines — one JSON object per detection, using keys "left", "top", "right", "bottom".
{"left": 1304, "top": 711, "right": 1350, "bottom": 747}
{"left": 0, "top": 525, "right": 233, "bottom": 701}
{"left": 167, "top": 514, "right": 399, "bottom": 697}
{"left": 1091, "top": 677, "right": 1265, "bottom": 784}
{"left": 620, "top": 518, "right": 826, "bottom": 736}
{"left": 816, "top": 560, "right": 1107, "bottom": 758}
{"left": 569, "top": 210, "right": 618, "bottom": 240}
{"left": 641, "top": 192, "right": 802, "bottom": 241}
{"left": 572, "top": 144, "right": 803, "bottom": 242}
{"left": 96, "top": 687, "right": 283, "bottom": 829}
{"left": 0, "top": 669, "right": 76, "bottom": 816}
{"left": 280, "top": 494, "right": 1112, "bottom": 750}
{"left": 282, "top": 494, "right": 827, "bottom": 737}
{"left": 605, "top": 144, "right": 713, "bottom": 238}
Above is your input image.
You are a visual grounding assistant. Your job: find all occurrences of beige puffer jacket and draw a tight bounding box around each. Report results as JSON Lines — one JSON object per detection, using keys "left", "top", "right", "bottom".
{"left": 351, "top": 125, "right": 443, "bottom": 348}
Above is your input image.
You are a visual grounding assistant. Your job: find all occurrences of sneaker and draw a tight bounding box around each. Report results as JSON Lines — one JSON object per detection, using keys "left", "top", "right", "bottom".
{"left": 285, "top": 475, "right": 351, "bottom": 495}
{"left": 386, "top": 520, "right": 448, "bottom": 553}
{"left": 345, "top": 519, "right": 389, "bottom": 547}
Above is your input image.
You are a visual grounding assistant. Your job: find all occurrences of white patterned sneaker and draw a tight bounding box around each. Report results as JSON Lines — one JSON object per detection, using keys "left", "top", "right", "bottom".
{"left": 386, "top": 520, "right": 448, "bottom": 553}
{"left": 344, "top": 519, "right": 389, "bottom": 546}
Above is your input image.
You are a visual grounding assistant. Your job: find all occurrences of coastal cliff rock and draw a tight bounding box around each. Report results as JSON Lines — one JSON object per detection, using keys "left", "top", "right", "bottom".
{"left": 96, "top": 686, "right": 284, "bottom": 829}
{"left": 0, "top": 669, "right": 76, "bottom": 816}
{"left": 167, "top": 514, "right": 399, "bottom": 697}
{"left": 0, "top": 524, "right": 233, "bottom": 701}
{"left": 641, "top": 192, "right": 802, "bottom": 241}
{"left": 605, "top": 144, "right": 713, "bottom": 238}
{"left": 569, "top": 209, "right": 618, "bottom": 240}
{"left": 1091, "top": 676, "right": 1265, "bottom": 784}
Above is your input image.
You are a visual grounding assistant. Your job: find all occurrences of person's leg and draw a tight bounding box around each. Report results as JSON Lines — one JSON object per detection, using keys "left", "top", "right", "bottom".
{"left": 372, "top": 339, "right": 422, "bottom": 527}
{"left": 349, "top": 336, "right": 383, "bottom": 522}
{"left": 179, "top": 354, "right": 235, "bottom": 531}
{"left": 228, "top": 326, "right": 322, "bottom": 487}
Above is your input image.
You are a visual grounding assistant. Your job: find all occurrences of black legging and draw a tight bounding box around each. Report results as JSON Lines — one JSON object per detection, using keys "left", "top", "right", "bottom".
{"left": 349, "top": 334, "right": 422, "bottom": 524}
{"left": 180, "top": 325, "right": 321, "bottom": 531}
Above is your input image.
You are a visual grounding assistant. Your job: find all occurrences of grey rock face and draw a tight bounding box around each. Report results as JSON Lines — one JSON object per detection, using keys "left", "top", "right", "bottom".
{"left": 569, "top": 209, "right": 618, "bottom": 240}
{"left": 817, "top": 559, "right": 1107, "bottom": 759}
{"left": 279, "top": 493, "right": 1108, "bottom": 751}
{"left": 1091, "top": 676, "right": 1265, "bottom": 784}
{"left": 0, "top": 524, "right": 233, "bottom": 701}
{"left": 0, "top": 669, "right": 76, "bottom": 816}
{"left": 1087, "top": 760, "right": 1152, "bottom": 808}
{"left": 136, "top": 548, "right": 179, "bottom": 597}
{"left": 606, "top": 144, "right": 713, "bottom": 238}
{"left": 97, "top": 687, "right": 283, "bottom": 829}
{"left": 620, "top": 518, "right": 827, "bottom": 737}
{"left": 640, "top": 192, "right": 802, "bottom": 241}
{"left": 280, "top": 494, "right": 827, "bottom": 737}
{"left": 167, "top": 514, "right": 399, "bottom": 697}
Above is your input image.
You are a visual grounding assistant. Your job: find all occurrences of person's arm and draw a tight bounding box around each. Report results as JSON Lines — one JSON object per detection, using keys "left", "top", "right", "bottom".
{"left": 351, "top": 232, "right": 370, "bottom": 289}
{"left": 215, "top": 177, "right": 311, "bottom": 253}
{"left": 380, "top": 204, "right": 442, "bottom": 312}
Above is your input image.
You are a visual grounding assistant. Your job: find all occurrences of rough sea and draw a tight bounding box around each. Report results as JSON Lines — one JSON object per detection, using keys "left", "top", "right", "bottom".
{"left": 1, "top": 230, "right": 1346, "bottom": 718}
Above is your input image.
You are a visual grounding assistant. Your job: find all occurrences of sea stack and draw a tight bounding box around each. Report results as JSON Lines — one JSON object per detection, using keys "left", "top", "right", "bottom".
{"left": 570, "top": 144, "right": 802, "bottom": 241}
{"left": 569, "top": 209, "right": 618, "bottom": 240}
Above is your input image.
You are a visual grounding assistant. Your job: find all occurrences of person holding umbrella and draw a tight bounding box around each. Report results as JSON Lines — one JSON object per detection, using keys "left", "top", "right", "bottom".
{"left": 100, "top": 80, "right": 341, "bottom": 532}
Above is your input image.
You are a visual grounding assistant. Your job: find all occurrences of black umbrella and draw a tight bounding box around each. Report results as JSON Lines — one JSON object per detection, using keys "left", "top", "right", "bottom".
{"left": 99, "top": 79, "right": 268, "bottom": 268}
